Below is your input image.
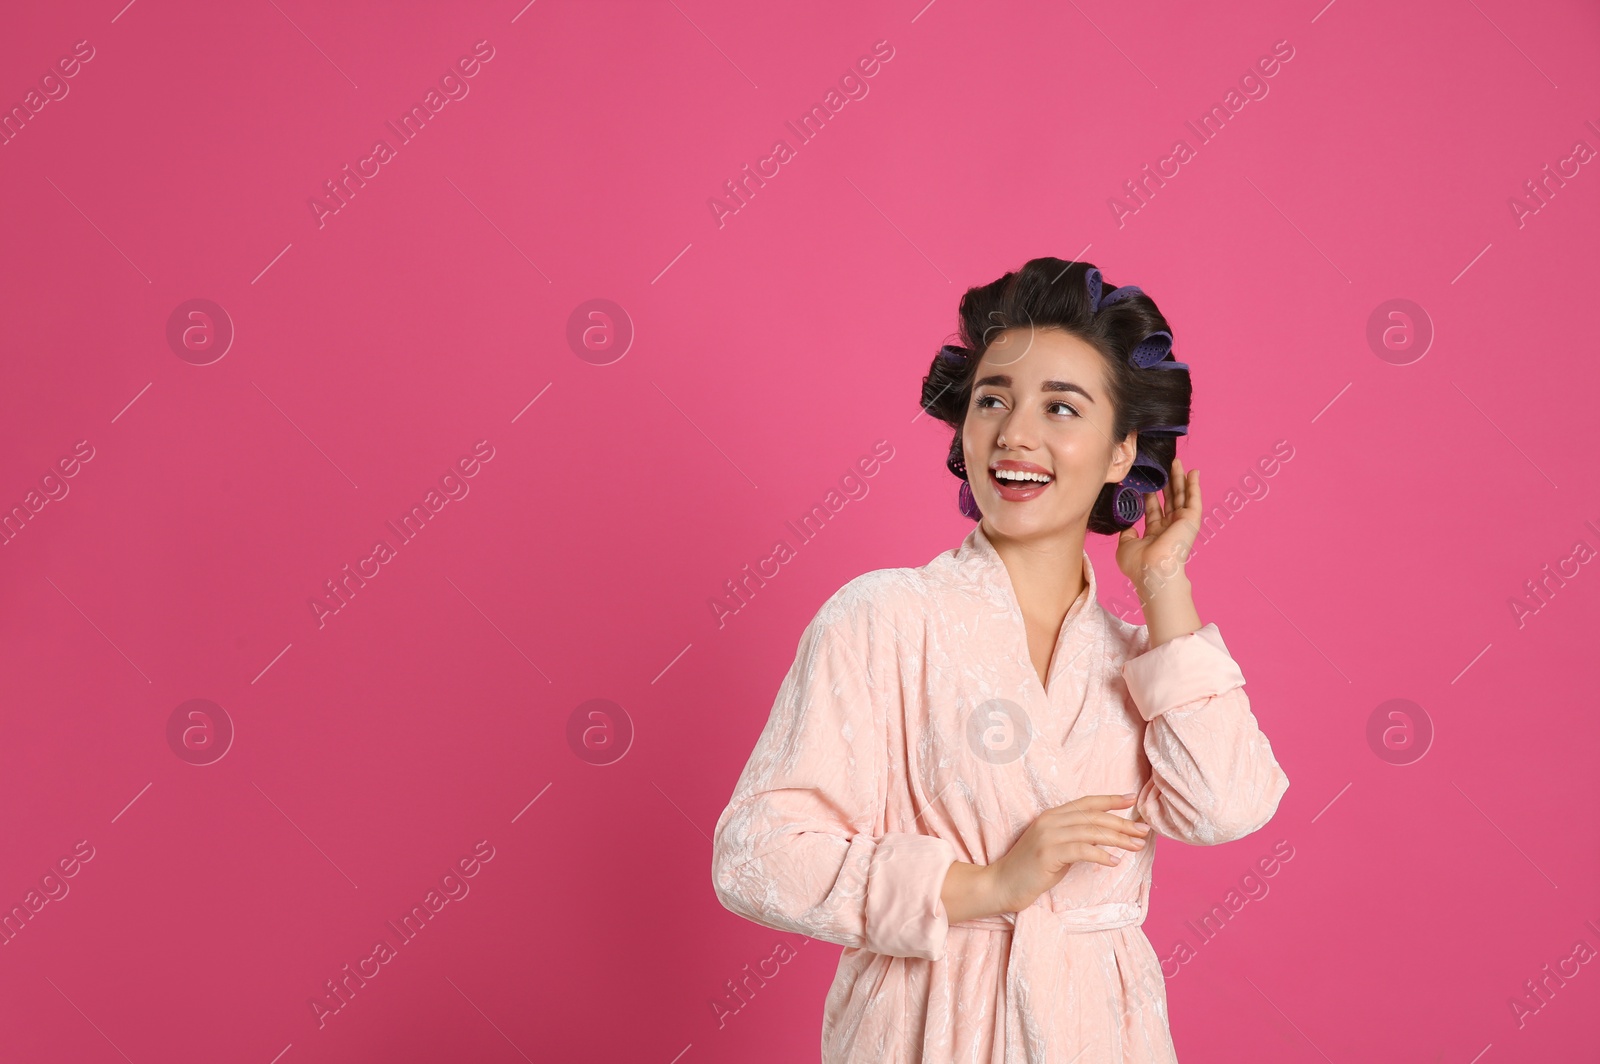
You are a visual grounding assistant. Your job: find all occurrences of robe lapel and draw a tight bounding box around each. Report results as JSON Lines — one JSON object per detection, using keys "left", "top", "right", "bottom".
{"left": 956, "top": 524, "right": 1105, "bottom": 801}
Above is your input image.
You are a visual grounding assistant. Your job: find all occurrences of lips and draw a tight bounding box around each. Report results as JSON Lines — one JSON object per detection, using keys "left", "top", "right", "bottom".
{"left": 988, "top": 466, "right": 1053, "bottom": 502}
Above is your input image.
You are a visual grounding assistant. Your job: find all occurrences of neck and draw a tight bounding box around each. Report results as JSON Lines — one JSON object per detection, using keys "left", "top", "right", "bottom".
{"left": 983, "top": 520, "right": 1089, "bottom": 621}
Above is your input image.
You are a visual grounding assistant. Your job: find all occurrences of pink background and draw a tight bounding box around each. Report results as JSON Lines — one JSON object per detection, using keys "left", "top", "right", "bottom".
{"left": 2, "top": 0, "right": 1597, "bottom": 1061}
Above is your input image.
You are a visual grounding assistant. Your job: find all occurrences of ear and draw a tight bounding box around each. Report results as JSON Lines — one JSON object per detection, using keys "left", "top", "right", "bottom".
{"left": 1106, "top": 431, "right": 1138, "bottom": 485}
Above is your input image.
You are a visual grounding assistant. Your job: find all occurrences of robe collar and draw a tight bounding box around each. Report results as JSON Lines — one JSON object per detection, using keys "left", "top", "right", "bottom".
{"left": 953, "top": 521, "right": 1102, "bottom": 693}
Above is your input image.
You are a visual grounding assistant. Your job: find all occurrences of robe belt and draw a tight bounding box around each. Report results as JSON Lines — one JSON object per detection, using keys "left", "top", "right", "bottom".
{"left": 949, "top": 900, "right": 1148, "bottom": 1063}
{"left": 948, "top": 899, "right": 1144, "bottom": 935}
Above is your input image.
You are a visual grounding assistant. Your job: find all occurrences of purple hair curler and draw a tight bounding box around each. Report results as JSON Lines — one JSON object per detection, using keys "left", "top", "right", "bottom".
{"left": 958, "top": 480, "right": 982, "bottom": 520}
{"left": 1140, "top": 423, "right": 1189, "bottom": 436}
{"left": 1128, "top": 330, "right": 1173, "bottom": 368}
{"left": 1098, "top": 284, "right": 1144, "bottom": 311}
{"left": 1119, "top": 451, "right": 1169, "bottom": 495}
{"left": 1112, "top": 485, "right": 1145, "bottom": 525}
{"left": 1086, "top": 265, "right": 1147, "bottom": 314}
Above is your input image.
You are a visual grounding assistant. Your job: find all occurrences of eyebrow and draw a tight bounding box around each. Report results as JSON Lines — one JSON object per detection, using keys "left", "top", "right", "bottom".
{"left": 972, "top": 374, "right": 1096, "bottom": 403}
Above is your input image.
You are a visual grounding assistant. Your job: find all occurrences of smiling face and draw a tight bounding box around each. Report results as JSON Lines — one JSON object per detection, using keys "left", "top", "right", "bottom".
{"left": 962, "top": 326, "right": 1138, "bottom": 540}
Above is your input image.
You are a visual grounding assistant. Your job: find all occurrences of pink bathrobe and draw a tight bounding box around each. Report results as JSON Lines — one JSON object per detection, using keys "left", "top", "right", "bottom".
{"left": 711, "top": 523, "right": 1290, "bottom": 1063}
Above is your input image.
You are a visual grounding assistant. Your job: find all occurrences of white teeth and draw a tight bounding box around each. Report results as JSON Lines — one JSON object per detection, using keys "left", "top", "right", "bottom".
{"left": 993, "top": 469, "right": 1052, "bottom": 484}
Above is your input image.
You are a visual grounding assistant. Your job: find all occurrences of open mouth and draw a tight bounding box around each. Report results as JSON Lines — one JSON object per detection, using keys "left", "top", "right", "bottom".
{"left": 989, "top": 468, "right": 1054, "bottom": 499}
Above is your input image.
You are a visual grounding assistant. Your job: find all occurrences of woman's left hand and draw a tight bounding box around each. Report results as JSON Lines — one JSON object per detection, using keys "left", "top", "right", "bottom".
{"left": 1115, "top": 457, "right": 1201, "bottom": 599}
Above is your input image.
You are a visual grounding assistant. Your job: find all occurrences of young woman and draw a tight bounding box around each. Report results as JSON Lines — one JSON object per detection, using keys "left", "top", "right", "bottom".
{"left": 711, "top": 257, "right": 1290, "bottom": 1063}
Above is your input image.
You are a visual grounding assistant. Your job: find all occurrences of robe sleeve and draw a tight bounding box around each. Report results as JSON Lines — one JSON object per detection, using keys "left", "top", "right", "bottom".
{"left": 1121, "top": 622, "right": 1290, "bottom": 845}
{"left": 711, "top": 584, "right": 959, "bottom": 961}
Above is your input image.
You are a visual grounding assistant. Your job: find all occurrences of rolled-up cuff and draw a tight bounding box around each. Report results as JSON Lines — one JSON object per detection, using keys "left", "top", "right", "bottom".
{"left": 863, "top": 832, "right": 959, "bottom": 961}
{"left": 1122, "top": 622, "right": 1246, "bottom": 722}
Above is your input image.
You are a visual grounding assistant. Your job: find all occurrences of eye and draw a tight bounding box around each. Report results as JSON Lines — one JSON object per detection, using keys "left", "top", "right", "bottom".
{"left": 974, "top": 394, "right": 1004, "bottom": 410}
{"left": 1048, "top": 400, "right": 1080, "bottom": 417}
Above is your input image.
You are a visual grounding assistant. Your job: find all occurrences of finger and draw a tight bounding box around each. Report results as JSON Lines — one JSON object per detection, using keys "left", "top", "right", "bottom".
{"left": 1063, "top": 809, "right": 1147, "bottom": 830}
{"left": 1055, "top": 793, "right": 1137, "bottom": 814}
{"left": 1141, "top": 493, "right": 1163, "bottom": 535}
{"left": 1170, "top": 457, "right": 1185, "bottom": 511}
{"left": 1064, "top": 844, "right": 1123, "bottom": 868}
{"left": 1086, "top": 811, "right": 1152, "bottom": 835}
{"left": 1074, "top": 820, "right": 1151, "bottom": 846}
{"left": 1051, "top": 811, "right": 1150, "bottom": 839}
{"left": 1049, "top": 793, "right": 1139, "bottom": 816}
{"left": 1095, "top": 824, "right": 1149, "bottom": 846}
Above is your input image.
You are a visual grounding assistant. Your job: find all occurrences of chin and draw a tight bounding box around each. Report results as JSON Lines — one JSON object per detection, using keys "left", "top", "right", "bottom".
{"left": 985, "top": 506, "right": 1072, "bottom": 536}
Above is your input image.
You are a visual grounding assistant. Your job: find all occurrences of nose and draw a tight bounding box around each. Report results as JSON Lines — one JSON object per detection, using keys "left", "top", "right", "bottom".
{"left": 997, "top": 405, "right": 1040, "bottom": 451}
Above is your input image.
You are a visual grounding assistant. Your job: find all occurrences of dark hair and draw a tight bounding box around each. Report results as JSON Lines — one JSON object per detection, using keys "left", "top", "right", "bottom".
{"left": 919, "top": 256, "right": 1192, "bottom": 534}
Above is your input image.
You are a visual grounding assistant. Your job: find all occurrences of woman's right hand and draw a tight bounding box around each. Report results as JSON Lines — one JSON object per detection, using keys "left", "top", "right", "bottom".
{"left": 983, "top": 793, "right": 1151, "bottom": 914}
